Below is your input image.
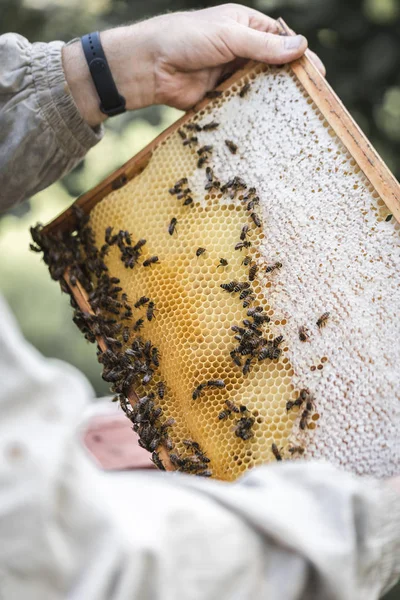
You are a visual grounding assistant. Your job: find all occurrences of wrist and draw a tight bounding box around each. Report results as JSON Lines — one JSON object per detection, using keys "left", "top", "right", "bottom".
{"left": 62, "top": 41, "right": 106, "bottom": 128}
{"left": 62, "top": 23, "right": 156, "bottom": 128}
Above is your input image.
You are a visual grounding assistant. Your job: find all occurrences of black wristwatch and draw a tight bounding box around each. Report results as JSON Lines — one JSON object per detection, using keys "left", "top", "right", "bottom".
{"left": 81, "top": 31, "right": 126, "bottom": 117}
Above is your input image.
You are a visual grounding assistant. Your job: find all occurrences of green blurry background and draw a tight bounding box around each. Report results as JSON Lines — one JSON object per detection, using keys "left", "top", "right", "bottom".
{"left": 0, "top": 3, "right": 399, "bottom": 594}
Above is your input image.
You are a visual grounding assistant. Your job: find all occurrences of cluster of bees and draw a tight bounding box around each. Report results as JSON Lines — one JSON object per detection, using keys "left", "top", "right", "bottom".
{"left": 30, "top": 206, "right": 213, "bottom": 477}
{"left": 218, "top": 400, "right": 255, "bottom": 441}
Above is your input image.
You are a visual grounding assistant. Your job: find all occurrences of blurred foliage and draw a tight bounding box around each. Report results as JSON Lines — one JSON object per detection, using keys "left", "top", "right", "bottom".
{"left": 0, "top": 1, "right": 399, "bottom": 594}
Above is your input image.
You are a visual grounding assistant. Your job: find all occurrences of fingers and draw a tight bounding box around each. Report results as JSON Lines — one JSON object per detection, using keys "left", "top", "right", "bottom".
{"left": 282, "top": 23, "right": 326, "bottom": 76}
{"left": 198, "top": 4, "right": 279, "bottom": 33}
{"left": 221, "top": 22, "right": 308, "bottom": 65}
{"left": 306, "top": 49, "right": 326, "bottom": 76}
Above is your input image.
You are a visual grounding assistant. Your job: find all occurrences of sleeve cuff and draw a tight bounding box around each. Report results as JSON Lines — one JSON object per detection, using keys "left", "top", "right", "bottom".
{"left": 30, "top": 40, "right": 104, "bottom": 160}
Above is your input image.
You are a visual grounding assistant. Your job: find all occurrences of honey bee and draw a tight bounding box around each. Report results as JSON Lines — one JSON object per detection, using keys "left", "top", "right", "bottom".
{"left": 218, "top": 410, "right": 230, "bottom": 420}
{"left": 183, "top": 136, "right": 198, "bottom": 147}
{"left": 286, "top": 399, "right": 295, "bottom": 411}
{"left": 299, "top": 410, "right": 310, "bottom": 430}
{"left": 157, "top": 381, "right": 165, "bottom": 399}
{"left": 162, "top": 417, "right": 176, "bottom": 430}
{"left": 242, "top": 296, "right": 255, "bottom": 308}
{"left": 197, "top": 470, "right": 212, "bottom": 477}
{"left": 134, "top": 296, "right": 149, "bottom": 308}
{"left": 299, "top": 396, "right": 314, "bottom": 430}
{"left": 196, "top": 247, "right": 206, "bottom": 257}
{"left": 197, "top": 156, "right": 208, "bottom": 169}
{"left": 183, "top": 197, "right": 193, "bottom": 206}
{"left": 288, "top": 446, "right": 305, "bottom": 455}
{"left": 192, "top": 383, "right": 206, "bottom": 400}
{"left": 174, "top": 177, "right": 188, "bottom": 188}
{"left": 217, "top": 258, "right": 228, "bottom": 268}
{"left": 242, "top": 357, "right": 254, "bottom": 375}
{"left": 246, "top": 197, "right": 260, "bottom": 211}
{"left": 225, "top": 140, "right": 238, "bottom": 154}
{"left": 230, "top": 350, "right": 242, "bottom": 367}
{"left": 270, "top": 443, "right": 282, "bottom": 461}
{"left": 176, "top": 188, "right": 191, "bottom": 199}
{"left": 225, "top": 399, "right": 240, "bottom": 413}
{"left": 205, "top": 180, "right": 221, "bottom": 192}
{"left": 182, "top": 439, "right": 201, "bottom": 450}
{"left": 185, "top": 123, "right": 202, "bottom": 131}
{"left": 205, "top": 90, "right": 223, "bottom": 99}
{"left": 233, "top": 282, "right": 250, "bottom": 292}
{"left": 221, "top": 281, "right": 236, "bottom": 292}
{"left": 239, "top": 82, "right": 251, "bottom": 97}
{"left": 143, "top": 256, "right": 159, "bottom": 267}
{"left": 168, "top": 217, "right": 178, "bottom": 236}
{"left": 258, "top": 346, "right": 276, "bottom": 361}
{"left": 242, "top": 256, "right": 251, "bottom": 266}
{"left": 316, "top": 312, "right": 330, "bottom": 328}
{"left": 250, "top": 212, "right": 262, "bottom": 227}
{"left": 239, "top": 288, "right": 253, "bottom": 300}
{"left": 146, "top": 301, "right": 155, "bottom": 321}
{"left": 205, "top": 167, "right": 213, "bottom": 182}
{"left": 197, "top": 145, "right": 213, "bottom": 155}
{"left": 234, "top": 416, "right": 255, "bottom": 441}
{"left": 122, "top": 327, "right": 130, "bottom": 343}
{"left": 240, "top": 225, "right": 249, "bottom": 241}
{"left": 299, "top": 326, "right": 310, "bottom": 342}
{"left": 105, "top": 226, "right": 118, "bottom": 245}
{"left": 177, "top": 129, "right": 187, "bottom": 140}
{"left": 248, "top": 263, "right": 257, "bottom": 281}
{"left": 207, "top": 379, "right": 225, "bottom": 389}
{"left": 151, "top": 451, "right": 165, "bottom": 470}
{"left": 246, "top": 306, "right": 262, "bottom": 316}
{"left": 151, "top": 346, "right": 160, "bottom": 367}
{"left": 142, "top": 370, "right": 154, "bottom": 385}
{"left": 202, "top": 121, "right": 219, "bottom": 131}
{"left": 265, "top": 262, "right": 282, "bottom": 273}
{"left": 235, "top": 241, "right": 252, "bottom": 251}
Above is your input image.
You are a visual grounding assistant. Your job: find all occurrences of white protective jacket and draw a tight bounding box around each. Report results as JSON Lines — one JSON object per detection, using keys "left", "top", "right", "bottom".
{"left": 0, "top": 32, "right": 399, "bottom": 600}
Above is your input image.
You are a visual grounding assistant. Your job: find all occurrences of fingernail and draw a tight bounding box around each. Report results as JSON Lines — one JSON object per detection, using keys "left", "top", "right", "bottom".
{"left": 284, "top": 35, "right": 306, "bottom": 50}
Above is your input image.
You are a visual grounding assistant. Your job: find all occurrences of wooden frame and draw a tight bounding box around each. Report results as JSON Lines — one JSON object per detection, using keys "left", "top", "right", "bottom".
{"left": 42, "top": 20, "right": 400, "bottom": 472}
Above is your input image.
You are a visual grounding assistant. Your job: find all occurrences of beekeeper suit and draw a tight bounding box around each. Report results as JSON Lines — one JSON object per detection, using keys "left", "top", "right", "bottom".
{"left": 0, "top": 28, "right": 399, "bottom": 600}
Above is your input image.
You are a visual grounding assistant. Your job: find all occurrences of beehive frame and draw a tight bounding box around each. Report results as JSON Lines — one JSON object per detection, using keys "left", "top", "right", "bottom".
{"left": 40, "top": 21, "right": 400, "bottom": 476}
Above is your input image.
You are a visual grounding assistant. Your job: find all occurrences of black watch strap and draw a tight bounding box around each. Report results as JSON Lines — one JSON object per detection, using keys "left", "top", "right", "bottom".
{"left": 81, "top": 31, "right": 126, "bottom": 117}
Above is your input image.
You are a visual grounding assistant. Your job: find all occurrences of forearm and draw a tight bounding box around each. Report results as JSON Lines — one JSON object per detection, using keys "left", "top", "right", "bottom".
{"left": 0, "top": 33, "right": 103, "bottom": 211}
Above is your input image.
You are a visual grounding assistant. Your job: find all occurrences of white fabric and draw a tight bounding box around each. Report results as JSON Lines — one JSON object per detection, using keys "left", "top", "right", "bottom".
{"left": 0, "top": 295, "right": 399, "bottom": 600}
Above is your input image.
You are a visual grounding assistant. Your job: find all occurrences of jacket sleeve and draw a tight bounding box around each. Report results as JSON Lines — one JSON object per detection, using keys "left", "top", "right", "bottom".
{"left": 0, "top": 33, "right": 103, "bottom": 212}
{"left": 0, "top": 294, "right": 399, "bottom": 600}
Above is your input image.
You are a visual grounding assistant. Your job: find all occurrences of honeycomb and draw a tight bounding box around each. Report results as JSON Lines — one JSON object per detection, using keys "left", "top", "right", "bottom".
{"left": 39, "top": 63, "right": 400, "bottom": 481}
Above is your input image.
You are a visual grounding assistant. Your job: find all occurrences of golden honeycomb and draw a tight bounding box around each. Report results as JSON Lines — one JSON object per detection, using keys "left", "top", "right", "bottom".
{"left": 89, "top": 131, "right": 298, "bottom": 481}
{"left": 39, "top": 62, "right": 400, "bottom": 481}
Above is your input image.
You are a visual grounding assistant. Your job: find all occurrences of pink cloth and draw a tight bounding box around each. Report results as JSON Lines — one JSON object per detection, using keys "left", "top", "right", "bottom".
{"left": 83, "top": 413, "right": 155, "bottom": 470}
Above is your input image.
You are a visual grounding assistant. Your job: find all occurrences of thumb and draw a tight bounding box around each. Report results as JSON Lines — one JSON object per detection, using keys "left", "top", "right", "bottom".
{"left": 222, "top": 23, "right": 308, "bottom": 64}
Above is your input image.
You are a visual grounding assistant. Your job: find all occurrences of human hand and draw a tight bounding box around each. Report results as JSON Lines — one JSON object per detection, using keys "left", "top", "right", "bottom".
{"left": 63, "top": 4, "right": 324, "bottom": 127}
